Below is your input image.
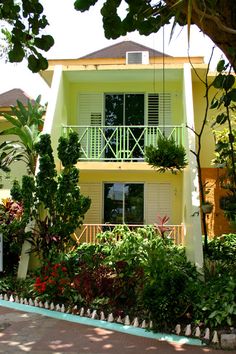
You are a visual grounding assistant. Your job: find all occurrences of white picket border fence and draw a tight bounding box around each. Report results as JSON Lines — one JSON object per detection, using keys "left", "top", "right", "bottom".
{"left": 0, "top": 293, "right": 220, "bottom": 346}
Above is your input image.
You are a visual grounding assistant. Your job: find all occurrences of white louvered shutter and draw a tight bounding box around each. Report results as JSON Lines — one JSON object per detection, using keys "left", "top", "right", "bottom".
{"left": 148, "top": 93, "right": 159, "bottom": 126}
{"left": 158, "top": 93, "right": 172, "bottom": 136}
{"left": 79, "top": 183, "right": 102, "bottom": 224}
{"left": 147, "top": 93, "right": 172, "bottom": 139}
{"left": 146, "top": 183, "right": 172, "bottom": 224}
{"left": 78, "top": 94, "right": 103, "bottom": 158}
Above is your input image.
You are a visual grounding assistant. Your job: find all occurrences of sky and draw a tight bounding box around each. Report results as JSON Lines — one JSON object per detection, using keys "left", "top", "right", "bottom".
{"left": 0, "top": 0, "right": 224, "bottom": 103}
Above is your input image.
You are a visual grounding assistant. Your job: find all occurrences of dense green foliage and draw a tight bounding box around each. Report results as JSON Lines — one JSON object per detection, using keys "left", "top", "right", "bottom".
{"left": 210, "top": 60, "right": 236, "bottom": 224}
{"left": 0, "top": 0, "right": 54, "bottom": 71}
{"left": 211, "top": 60, "right": 236, "bottom": 191}
{"left": 0, "top": 96, "right": 46, "bottom": 175}
{"left": 206, "top": 233, "right": 236, "bottom": 264}
{"left": 0, "top": 276, "right": 34, "bottom": 299}
{"left": 1, "top": 1, "right": 236, "bottom": 71}
{"left": 1, "top": 228, "right": 236, "bottom": 331}
{"left": 0, "top": 198, "right": 26, "bottom": 274}
{"left": 197, "top": 234, "right": 236, "bottom": 328}
{"left": 145, "top": 136, "right": 187, "bottom": 173}
{"left": 9, "top": 132, "right": 91, "bottom": 260}
{"left": 75, "top": 0, "right": 236, "bottom": 70}
{"left": 30, "top": 226, "right": 201, "bottom": 329}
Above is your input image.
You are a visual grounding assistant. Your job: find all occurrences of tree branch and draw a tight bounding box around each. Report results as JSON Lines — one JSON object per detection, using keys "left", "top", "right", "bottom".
{"left": 192, "top": 0, "right": 236, "bottom": 35}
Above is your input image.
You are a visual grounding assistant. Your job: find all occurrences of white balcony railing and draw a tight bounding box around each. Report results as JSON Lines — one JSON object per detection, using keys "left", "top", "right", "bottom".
{"left": 74, "top": 223, "right": 184, "bottom": 245}
{"left": 62, "top": 125, "right": 184, "bottom": 161}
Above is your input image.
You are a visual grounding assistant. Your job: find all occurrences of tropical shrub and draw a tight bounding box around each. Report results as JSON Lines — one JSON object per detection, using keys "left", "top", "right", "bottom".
{"left": 72, "top": 226, "right": 200, "bottom": 326}
{"left": 2, "top": 224, "right": 236, "bottom": 333}
{"left": 139, "top": 237, "right": 200, "bottom": 330}
{"left": 0, "top": 275, "right": 35, "bottom": 299}
{"left": 33, "top": 261, "right": 74, "bottom": 304}
{"left": 11, "top": 132, "right": 91, "bottom": 260}
{"left": 195, "top": 272, "right": 236, "bottom": 329}
{"left": 70, "top": 241, "right": 144, "bottom": 314}
{"left": 0, "top": 95, "right": 46, "bottom": 175}
{"left": 0, "top": 198, "right": 26, "bottom": 274}
{"left": 206, "top": 233, "right": 236, "bottom": 264}
{"left": 197, "top": 234, "right": 236, "bottom": 328}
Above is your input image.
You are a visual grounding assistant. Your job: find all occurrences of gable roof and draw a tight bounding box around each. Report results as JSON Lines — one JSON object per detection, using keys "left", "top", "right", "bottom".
{"left": 0, "top": 88, "right": 35, "bottom": 108}
{"left": 80, "top": 40, "right": 171, "bottom": 59}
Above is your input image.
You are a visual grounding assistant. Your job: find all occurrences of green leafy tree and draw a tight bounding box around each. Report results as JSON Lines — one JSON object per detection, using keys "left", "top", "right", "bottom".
{"left": 212, "top": 128, "right": 236, "bottom": 190}
{"left": 1, "top": 1, "right": 236, "bottom": 71}
{"left": 11, "top": 132, "right": 91, "bottom": 261}
{"left": 75, "top": 0, "right": 236, "bottom": 71}
{"left": 211, "top": 59, "right": 236, "bottom": 190}
{"left": 210, "top": 61, "right": 236, "bottom": 224}
{"left": 0, "top": 95, "right": 46, "bottom": 175}
{"left": 0, "top": 0, "right": 54, "bottom": 72}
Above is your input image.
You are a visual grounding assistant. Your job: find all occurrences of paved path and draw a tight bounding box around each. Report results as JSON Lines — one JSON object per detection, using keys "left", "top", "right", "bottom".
{"left": 0, "top": 306, "right": 232, "bottom": 353}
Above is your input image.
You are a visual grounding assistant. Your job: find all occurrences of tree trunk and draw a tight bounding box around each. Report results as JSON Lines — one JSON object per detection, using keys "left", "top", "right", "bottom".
{"left": 165, "top": 0, "right": 236, "bottom": 71}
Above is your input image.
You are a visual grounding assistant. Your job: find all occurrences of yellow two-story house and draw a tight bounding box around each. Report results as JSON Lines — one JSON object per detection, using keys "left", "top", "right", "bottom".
{"left": 39, "top": 40, "right": 213, "bottom": 267}
{"left": 2, "top": 41, "right": 232, "bottom": 268}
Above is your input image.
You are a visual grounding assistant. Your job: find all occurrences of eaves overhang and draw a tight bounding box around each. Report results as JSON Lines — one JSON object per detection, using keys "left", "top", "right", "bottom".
{"left": 40, "top": 62, "right": 195, "bottom": 86}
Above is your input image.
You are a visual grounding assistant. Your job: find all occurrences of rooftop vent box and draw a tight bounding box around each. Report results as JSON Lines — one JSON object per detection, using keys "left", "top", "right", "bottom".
{"left": 126, "top": 51, "right": 149, "bottom": 64}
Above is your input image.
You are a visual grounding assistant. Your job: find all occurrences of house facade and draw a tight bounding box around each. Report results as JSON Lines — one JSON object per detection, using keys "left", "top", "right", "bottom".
{"left": 1, "top": 41, "right": 232, "bottom": 268}
{"left": 39, "top": 40, "right": 210, "bottom": 267}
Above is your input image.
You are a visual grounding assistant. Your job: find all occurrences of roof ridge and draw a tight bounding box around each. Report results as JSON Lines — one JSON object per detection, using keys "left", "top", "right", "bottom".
{"left": 79, "top": 39, "right": 170, "bottom": 59}
{"left": 0, "top": 88, "right": 34, "bottom": 107}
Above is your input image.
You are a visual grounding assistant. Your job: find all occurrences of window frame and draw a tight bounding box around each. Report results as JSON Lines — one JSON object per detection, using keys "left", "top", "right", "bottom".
{"left": 103, "top": 182, "right": 145, "bottom": 225}
{"left": 104, "top": 92, "right": 146, "bottom": 126}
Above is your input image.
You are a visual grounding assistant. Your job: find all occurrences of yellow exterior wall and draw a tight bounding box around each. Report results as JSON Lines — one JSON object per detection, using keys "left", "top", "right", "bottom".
{"left": 79, "top": 169, "right": 183, "bottom": 225}
{"left": 55, "top": 67, "right": 186, "bottom": 228}
{"left": 79, "top": 183, "right": 102, "bottom": 224}
{"left": 66, "top": 72, "right": 184, "bottom": 126}
{"left": 192, "top": 80, "right": 216, "bottom": 168}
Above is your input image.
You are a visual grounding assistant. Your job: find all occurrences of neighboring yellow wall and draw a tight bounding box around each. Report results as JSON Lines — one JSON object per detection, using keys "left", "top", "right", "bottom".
{"left": 192, "top": 80, "right": 217, "bottom": 168}
{"left": 79, "top": 169, "right": 183, "bottom": 225}
{"left": 202, "top": 167, "right": 234, "bottom": 237}
{"left": 0, "top": 120, "right": 27, "bottom": 199}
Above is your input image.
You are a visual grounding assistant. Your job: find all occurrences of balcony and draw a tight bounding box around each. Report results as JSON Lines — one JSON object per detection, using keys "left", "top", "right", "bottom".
{"left": 62, "top": 125, "right": 184, "bottom": 161}
{"left": 74, "top": 223, "right": 184, "bottom": 245}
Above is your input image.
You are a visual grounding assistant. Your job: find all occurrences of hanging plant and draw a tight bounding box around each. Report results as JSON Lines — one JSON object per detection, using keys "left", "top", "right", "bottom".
{"left": 145, "top": 135, "right": 187, "bottom": 174}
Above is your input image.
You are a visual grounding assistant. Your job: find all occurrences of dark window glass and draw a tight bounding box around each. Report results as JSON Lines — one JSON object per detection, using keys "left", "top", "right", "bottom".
{"left": 105, "top": 94, "right": 144, "bottom": 159}
{"left": 104, "top": 183, "right": 144, "bottom": 224}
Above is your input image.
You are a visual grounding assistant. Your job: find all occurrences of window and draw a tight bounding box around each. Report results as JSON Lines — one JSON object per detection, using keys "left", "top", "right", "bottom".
{"left": 105, "top": 94, "right": 144, "bottom": 159}
{"left": 104, "top": 183, "right": 144, "bottom": 224}
{"left": 105, "top": 93, "right": 144, "bottom": 126}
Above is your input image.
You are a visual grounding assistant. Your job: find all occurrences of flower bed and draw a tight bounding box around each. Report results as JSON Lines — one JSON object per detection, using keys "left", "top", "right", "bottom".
{"left": 0, "top": 228, "right": 236, "bottom": 350}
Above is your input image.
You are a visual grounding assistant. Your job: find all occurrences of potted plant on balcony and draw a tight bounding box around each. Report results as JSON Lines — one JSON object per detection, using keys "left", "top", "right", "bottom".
{"left": 145, "top": 135, "right": 187, "bottom": 174}
{"left": 201, "top": 182, "right": 214, "bottom": 214}
{"left": 201, "top": 201, "right": 213, "bottom": 214}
